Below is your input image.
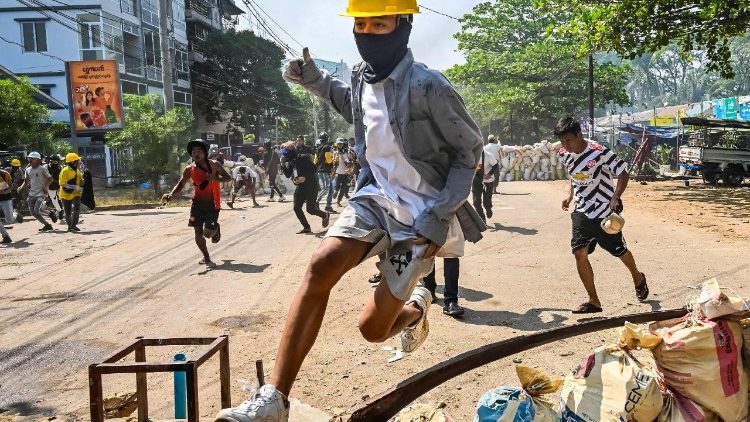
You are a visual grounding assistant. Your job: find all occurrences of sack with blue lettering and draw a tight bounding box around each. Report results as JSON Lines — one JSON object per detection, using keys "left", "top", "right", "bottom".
{"left": 560, "top": 345, "right": 662, "bottom": 422}
{"left": 475, "top": 365, "right": 561, "bottom": 422}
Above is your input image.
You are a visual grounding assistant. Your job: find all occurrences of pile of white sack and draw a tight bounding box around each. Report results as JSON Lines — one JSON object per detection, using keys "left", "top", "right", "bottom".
{"left": 498, "top": 141, "right": 567, "bottom": 182}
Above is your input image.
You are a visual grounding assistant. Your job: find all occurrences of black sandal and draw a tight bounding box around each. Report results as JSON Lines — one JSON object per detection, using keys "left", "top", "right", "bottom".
{"left": 211, "top": 225, "right": 221, "bottom": 243}
{"left": 635, "top": 273, "right": 649, "bottom": 302}
{"left": 296, "top": 228, "right": 312, "bottom": 234}
{"left": 572, "top": 302, "right": 603, "bottom": 314}
{"left": 368, "top": 273, "right": 382, "bottom": 284}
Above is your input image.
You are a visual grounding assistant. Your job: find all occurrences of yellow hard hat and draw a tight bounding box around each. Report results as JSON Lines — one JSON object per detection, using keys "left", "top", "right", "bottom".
{"left": 340, "top": 0, "right": 420, "bottom": 17}
{"left": 10, "top": 159, "right": 21, "bottom": 167}
{"left": 65, "top": 152, "right": 80, "bottom": 163}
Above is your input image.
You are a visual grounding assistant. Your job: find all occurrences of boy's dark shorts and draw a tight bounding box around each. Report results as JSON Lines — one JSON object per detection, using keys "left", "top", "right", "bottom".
{"left": 189, "top": 205, "right": 220, "bottom": 231}
{"left": 571, "top": 211, "right": 628, "bottom": 257}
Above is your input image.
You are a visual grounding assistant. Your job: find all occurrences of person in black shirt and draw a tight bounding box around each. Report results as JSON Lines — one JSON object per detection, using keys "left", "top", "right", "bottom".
{"left": 314, "top": 133, "right": 336, "bottom": 212}
{"left": 280, "top": 140, "right": 330, "bottom": 234}
{"left": 263, "top": 142, "right": 285, "bottom": 202}
{"left": 44, "top": 155, "right": 64, "bottom": 222}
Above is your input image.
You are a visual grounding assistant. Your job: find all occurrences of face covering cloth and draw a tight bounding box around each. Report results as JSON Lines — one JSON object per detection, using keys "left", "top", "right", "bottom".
{"left": 354, "top": 20, "right": 412, "bottom": 84}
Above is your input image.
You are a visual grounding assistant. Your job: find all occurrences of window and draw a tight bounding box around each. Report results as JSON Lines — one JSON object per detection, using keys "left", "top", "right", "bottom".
{"left": 123, "top": 23, "right": 143, "bottom": 76}
{"left": 189, "top": 22, "right": 208, "bottom": 41}
{"left": 173, "top": 40, "right": 189, "bottom": 82}
{"left": 121, "top": 0, "right": 136, "bottom": 16}
{"left": 21, "top": 21, "right": 47, "bottom": 52}
{"left": 141, "top": 0, "right": 159, "bottom": 26}
{"left": 174, "top": 91, "right": 192, "bottom": 107}
{"left": 122, "top": 80, "right": 148, "bottom": 95}
{"left": 143, "top": 30, "right": 162, "bottom": 81}
{"left": 172, "top": 0, "right": 186, "bottom": 32}
{"left": 78, "top": 13, "right": 123, "bottom": 64}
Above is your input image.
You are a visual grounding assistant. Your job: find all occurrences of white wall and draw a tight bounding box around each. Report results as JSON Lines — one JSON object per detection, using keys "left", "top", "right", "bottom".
{"left": 0, "top": 1, "right": 92, "bottom": 123}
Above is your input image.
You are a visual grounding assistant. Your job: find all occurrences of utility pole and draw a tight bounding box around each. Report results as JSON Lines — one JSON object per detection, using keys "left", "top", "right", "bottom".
{"left": 588, "top": 54, "right": 595, "bottom": 139}
{"left": 158, "top": 0, "right": 175, "bottom": 110}
{"left": 509, "top": 110, "right": 514, "bottom": 145}
{"left": 310, "top": 94, "right": 318, "bottom": 137}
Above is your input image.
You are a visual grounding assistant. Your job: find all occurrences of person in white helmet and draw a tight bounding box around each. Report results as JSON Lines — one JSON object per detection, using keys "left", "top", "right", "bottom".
{"left": 215, "top": 1, "right": 485, "bottom": 421}
{"left": 16, "top": 152, "right": 57, "bottom": 231}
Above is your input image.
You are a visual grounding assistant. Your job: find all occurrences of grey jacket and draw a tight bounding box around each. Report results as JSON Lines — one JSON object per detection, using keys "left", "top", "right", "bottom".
{"left": 303, "top": 50, "right": 486, "bottom": 245}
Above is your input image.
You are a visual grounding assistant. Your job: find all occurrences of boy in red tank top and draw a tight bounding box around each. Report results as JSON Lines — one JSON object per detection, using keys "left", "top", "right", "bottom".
{"left": 162, "top": 139, "right": 231, "bottom": 266}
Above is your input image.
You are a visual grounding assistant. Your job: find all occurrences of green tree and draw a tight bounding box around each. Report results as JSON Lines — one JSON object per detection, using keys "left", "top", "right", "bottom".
{"left": 106, "top": 94, "right": 191, "bottom": 194}
{"left": 538, "top": 0, "right": 750, "bottom": 77}
{"left": 447, "top": 0, "right": 631, "bottom": 143}
{"left": 0, "top": 77, "right": 69, "bottom": 153}
{"left": 192, "top": 29, "right": 304, "bottom": 142}
{"left": 288, "top": 84, "right": 353, "bottom": 144}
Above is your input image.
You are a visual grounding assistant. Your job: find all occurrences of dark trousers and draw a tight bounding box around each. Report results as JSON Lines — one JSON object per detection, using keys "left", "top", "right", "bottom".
{"left": 62, "top": 197, "right": 81, "bottom": 228}
{"left": 472, "top": 177, "right": 493, "bottom": 221}
{"left": 423, "top": 257, "right": 460, "bottom": 304}
{"left": 334, "top": 174, "right": 350, "bottom": 203}
{"left": 268, "top": 174, "right": 283, "bottom": 199}
{"left": 293, "top": 184, "right": 326, "bottom": 230}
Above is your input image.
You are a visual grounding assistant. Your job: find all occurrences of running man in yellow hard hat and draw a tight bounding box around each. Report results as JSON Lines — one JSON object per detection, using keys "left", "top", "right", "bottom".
{"left": 59, "top": 152, "right": 84, "bottom": 232}
{"left": 215, "top": 1, "right": 485, "bottom": 420}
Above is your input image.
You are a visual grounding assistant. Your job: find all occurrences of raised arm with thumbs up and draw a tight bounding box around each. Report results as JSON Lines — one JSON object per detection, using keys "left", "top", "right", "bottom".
{"left": 283, "top": 47, "right": 323, "bottom": 86}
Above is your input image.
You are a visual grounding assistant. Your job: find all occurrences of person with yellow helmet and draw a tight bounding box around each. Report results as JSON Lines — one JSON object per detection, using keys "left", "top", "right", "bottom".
{"left": 216, "top": 1, "right": 484, "bottom": 420}
{"left": 59, "top": 152, "right": 84, "bottom": 232}
{"left": 6, "top": 158, "right": 25, "bottom": 224}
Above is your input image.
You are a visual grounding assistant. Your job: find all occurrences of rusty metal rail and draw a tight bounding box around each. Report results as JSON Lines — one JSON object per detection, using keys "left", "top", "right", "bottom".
{"left": 348, "top": 308, "right": 688, "bottom": 421}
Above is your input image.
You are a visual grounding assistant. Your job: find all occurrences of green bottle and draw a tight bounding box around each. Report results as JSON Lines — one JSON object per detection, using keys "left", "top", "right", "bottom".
{"left": 105, "top": 105, "right": 118, "bottom": 124}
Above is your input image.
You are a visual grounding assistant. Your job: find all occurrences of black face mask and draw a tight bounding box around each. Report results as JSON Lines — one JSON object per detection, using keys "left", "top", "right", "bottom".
{"left": 354, "top": 21, "right": 411, "bottom": 84}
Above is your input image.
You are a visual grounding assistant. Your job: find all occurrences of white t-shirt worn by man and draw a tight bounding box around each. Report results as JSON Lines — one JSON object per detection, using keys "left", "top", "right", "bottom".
{"left": 232, "top": 166, "right": 258, "bottom": 183}
{"left": 352, "top": 81, "right": 464, "bottom": 257}
{"left": 26, "top": 165, "right": 52, "bottom": 197}
{"left": 484, "top": 143, "right": 502, "bottom": 163}
{"left": 479, "top": 151, "right": 499, "bottom": 183}
{"left": 335, "top": 151, "right": 350, "bottom": 175}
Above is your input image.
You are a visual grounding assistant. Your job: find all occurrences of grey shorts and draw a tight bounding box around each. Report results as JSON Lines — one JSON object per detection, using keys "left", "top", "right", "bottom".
{"left": 325, "top": 197, "right": 435, "bottom": 301}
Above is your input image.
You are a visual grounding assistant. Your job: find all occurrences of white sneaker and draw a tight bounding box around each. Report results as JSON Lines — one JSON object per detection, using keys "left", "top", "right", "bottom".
{"left": 215, "top": 384, "right": 289, "bottom": 422}
{"left": 400, "top": 286, "right": 432, "bottom": 353}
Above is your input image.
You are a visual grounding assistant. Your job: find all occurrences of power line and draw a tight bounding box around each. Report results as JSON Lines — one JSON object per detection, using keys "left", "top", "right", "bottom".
{"left": 0, "top": 34, "right": 66, "bottom": 63}
{"left": 419, "top": 4, "right": 460, "bottom": 21}
{"left": 248, "top": 0, "right": 304, "bottom": 50}
{"left": 239, "top": 0, "right": 298, "bottom": 56}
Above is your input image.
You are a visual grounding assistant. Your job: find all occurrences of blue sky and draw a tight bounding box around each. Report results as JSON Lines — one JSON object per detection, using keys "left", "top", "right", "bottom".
{"left": 238, "top": 0, "right": 485, "bottom": 71}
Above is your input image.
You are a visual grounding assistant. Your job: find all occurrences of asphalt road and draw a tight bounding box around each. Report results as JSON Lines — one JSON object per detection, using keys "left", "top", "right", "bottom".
{"left": 1, "top": 180, "right": 748, "bottom": 421}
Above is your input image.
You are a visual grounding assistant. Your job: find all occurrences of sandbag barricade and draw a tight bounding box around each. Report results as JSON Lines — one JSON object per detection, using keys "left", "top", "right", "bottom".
{"left": 498, "top": 141, "right": 567, "bottom": 182}
{"left": 475, "top": 365, "right": 561, "bottom": 422}
{"left": 560, "top": 345, "right": 662, "bottom": 422}
{"left": 657, "top": 388, "right": 719, "bottom": 422}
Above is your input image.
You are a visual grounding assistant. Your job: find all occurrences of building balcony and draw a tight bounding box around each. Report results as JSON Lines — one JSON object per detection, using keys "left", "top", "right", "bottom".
{"left": 185, "top": 0, "right": 220, "bottom": 29}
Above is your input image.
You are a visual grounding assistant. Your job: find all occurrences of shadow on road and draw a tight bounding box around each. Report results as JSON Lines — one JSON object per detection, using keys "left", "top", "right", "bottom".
{"left": 433, "top": 286, "right": 493, "bottom": 303}
{"left": 6, "top": 238, "right": 32, "bottom": 248}
{"left": 0, "top": 401, "right": 56, "bottom": 416}
{"left": 460, "top": 307, "right": 569, "bottom": 331}
{"left": 75, "top": 230, "right": 114, "bottom": 235}
{"left": 490, "top": 223, "right": 538, "bottom": 235}
{"left": 110, "top": 211, "right": 178, "bottom": 217}
{"left": 198, "top": 260, "right": 270, "bottom": 275}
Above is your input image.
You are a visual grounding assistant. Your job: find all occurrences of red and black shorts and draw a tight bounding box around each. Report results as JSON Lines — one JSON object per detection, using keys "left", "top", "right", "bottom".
{"left": 571, "top": 211, "right": 628, "bottom": 257}
{"left": 189, "top": 205, "right": 220, "bottom": 231}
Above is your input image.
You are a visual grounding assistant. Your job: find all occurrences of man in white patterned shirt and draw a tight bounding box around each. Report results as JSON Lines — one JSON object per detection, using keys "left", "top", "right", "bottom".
{"left": 555, "top": 116, "right": 648, "bottom": 314}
